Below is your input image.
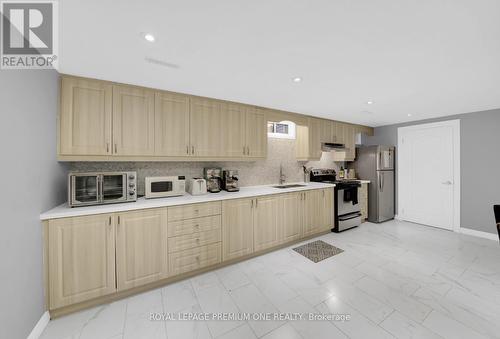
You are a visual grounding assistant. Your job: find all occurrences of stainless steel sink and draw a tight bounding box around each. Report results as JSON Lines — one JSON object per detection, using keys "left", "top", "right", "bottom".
{"left": 272, "top": 184, "right": 307, "bottom": 189}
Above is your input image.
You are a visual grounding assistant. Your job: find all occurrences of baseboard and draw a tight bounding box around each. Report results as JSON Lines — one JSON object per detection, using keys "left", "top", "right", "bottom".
{"left": 27, "top": 311, "right": 50, "bottom": 339}
{"left": 459, "top": 228, "right": 498, "bottom": 241}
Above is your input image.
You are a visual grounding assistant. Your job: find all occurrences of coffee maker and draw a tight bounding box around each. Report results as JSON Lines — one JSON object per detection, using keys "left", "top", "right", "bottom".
{"left": 203, "top": 168, "right": 222, "bottom": 193}
{"left": 222, "top": 170, "right": 239, "bottom": 192}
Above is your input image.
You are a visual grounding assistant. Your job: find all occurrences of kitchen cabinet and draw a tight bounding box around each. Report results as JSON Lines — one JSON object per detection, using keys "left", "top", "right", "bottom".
{"left": 320, "top": 119, "right": 334, "bottom": 143}
{"left": 59, "top": 77, "right": 113, "bottom": 156}
{"left": 112, "top": 85, "right": 155, "bottom": 156}
{"left": 222, "top": 198, "right": 254, "bottom": 260}
{"left": 254, "top": 195, "right": 283, "bottom": 251}
{"left": 48, "top": 214, "right": 116, "bottom": 309}
{"left": 154, "top": 92, "right": 190, "bottom": 156}
{"left": 59, "top": 75, "right": 371, "bottom": 161}
{"left": 282, "top": 192, "right": 303, "bottom": 243}
{"left": 295, "top": 118, "right": 322, "bottom": 161}
{"left": 360, "top": 183, "right": 368, "bottom": 222}
{"left": 115, "top": 209, "right": 168, "bottom": 291}
{"left": 220, "top": 102, "right": 247, "bottom": 157}
{"left": 189, "top": 98, "right": 224, "bottom": 157}
{"left": 246, "top": 107, "right": 267, "bottom": 157}
{"left": 333, "top": 123, "right": 356, "bottom": 162}
{"left": 320, "top": 188, "right": 334, "bottom": 230}
{"left": 303, "top": 188, "right": 333, "bottom": 235}
{"left": 303, "top": 189, "right": 322, "bottom": 236}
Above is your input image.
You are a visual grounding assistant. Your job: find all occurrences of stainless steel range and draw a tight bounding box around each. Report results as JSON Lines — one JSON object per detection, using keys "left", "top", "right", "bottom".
{"left": 310, "top": 169, "right": 362, "bottom": 232}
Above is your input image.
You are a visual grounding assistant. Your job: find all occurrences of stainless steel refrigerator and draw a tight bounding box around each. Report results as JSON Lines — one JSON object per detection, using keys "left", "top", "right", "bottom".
{"left": 354, "top": 145, "right": 395, "bottom": 223}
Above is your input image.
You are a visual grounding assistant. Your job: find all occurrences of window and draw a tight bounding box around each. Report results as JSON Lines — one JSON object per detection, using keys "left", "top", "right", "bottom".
{"left": 267, "top": 120, "right": 296, "bottom": 139}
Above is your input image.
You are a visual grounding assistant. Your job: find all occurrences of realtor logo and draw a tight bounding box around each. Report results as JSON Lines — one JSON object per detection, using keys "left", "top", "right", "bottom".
{"left": 1, "top": 0, "right": 58, "bottom": 69}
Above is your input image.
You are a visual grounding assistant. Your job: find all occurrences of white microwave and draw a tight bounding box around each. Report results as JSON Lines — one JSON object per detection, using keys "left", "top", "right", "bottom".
{"left": 145, "top": 176, "right": 185, "bottom": 199}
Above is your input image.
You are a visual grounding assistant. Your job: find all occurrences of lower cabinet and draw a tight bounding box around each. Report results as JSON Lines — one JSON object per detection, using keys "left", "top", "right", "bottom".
{"left": 359, "top": 183, "right": 368, "bottom": 222}
{"left": 303, "top": 189, "right": 333, "bottom": 236}
{"left": 48, "top": 214, "right": 116, "bottom": 309}
{"left": 282, "top": 192, "right": 303, "bottom": 243}
{"left": 46, "top": 189, "right": 334, "bottom": 312}
{"left": 116, "top": 209, "right": 168, "bottom": 291}
{"left": 222, "top": 198, "right": 254, "bottom": 261}
{"left": 254, "top": 196, "right": 283, "bottom": 251}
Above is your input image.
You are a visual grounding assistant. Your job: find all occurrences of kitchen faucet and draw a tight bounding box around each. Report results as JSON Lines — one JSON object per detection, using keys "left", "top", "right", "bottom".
{"left": 279, "top": 164, "right": 286, "bottom": 185}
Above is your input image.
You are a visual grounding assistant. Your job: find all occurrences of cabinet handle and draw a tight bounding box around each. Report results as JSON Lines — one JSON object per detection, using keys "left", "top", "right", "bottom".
{"left": 247, "top": 146, "right": 250, "bottom": 155}
{"left": 186, "top": 146, "right": 189, "bottom": 154}
{"left": 251, "top": 199, "right": 254, "bottom": 208}
{"left": 114, "top": 144, "right": 117, "bottom": 154}
{"left": 243, "top": 146, "right": 245, "bottom": 155}
{"left": 192, "top": 146, "right": 195, "bottom": 154}
{"left": 255, "top": 199, "right": 258, "bottom": 208}
{"left": 108, "top": 216, "right": 111, "bottom": 225}
{"left": 106, "top": 143, "right": 109, "bottom": 153}
{"left": 117, "top": 216, "right": 120, "bottom": 225}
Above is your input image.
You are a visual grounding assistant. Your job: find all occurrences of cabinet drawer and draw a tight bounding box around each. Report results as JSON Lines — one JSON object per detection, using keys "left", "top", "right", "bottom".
{"left": 168, "top": 202, "right": 221, "bottom": 221}
{"left": 169, "top": 243, "right": 221, "bottom": 276}
{"left": 168, "top": 215, "right": 221, "bottom": 237}
{"left": 168, "top": 229, "right": 221, "bottom": 253}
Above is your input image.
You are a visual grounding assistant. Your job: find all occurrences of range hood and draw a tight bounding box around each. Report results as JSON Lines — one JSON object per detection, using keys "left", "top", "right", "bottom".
{"left": 321, "top": 142, "right": 347, "bottom": 151}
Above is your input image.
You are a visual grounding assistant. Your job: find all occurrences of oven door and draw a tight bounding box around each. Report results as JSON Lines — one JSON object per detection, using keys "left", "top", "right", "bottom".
{"left": 70, "top": 174, "right": 100, "bottom": 206}
{"left": 337, "top": 188, "right": 361, "bottom": 216}
{"left": 102, "top": 173, "right": 127, "bottom": 203}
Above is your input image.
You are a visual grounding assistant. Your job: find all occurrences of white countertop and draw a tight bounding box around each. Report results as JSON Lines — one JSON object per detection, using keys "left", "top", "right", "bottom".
{"left": 40, "top": 182, "right": 335, "bottom": 220}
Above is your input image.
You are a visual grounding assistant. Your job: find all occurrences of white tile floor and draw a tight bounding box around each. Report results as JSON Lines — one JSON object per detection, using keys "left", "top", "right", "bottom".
{"left": 40, "top": 220, "right": 500, "bottom": 339}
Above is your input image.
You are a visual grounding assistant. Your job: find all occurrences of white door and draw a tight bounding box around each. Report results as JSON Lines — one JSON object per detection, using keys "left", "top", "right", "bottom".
{"left": 398, "top": 120, "right": 460, "bottom": 231}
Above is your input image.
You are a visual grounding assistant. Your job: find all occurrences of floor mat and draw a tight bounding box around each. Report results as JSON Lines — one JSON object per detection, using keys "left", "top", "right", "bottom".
{"left": 293, "top": 240, "right": 344, "bottom": 263}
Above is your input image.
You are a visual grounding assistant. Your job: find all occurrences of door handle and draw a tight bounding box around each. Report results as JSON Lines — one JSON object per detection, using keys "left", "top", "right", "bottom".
{"left": 442, "top": 180, "right": 453, "bottom": 185}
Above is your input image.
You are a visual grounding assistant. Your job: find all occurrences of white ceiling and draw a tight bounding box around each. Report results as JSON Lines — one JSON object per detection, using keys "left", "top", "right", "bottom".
{"left": 59, "top": 0, "right": 500, "bottom": 127}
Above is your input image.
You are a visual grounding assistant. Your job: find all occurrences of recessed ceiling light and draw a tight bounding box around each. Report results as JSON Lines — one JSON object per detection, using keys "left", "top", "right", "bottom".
{"left": 367, "top": 100, "right": 374, "bottom": 105}
{"left": 292, "top": 77, "right": 302, "bottom": 83}
{"left": 407, "top": 113, "right": 412, "bottom": 117}
{"left": 143, "top": 33, "right": 155, "bottom": 42}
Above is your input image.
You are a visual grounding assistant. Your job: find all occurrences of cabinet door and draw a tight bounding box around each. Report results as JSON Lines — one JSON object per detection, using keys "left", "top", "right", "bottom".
{"left": 254, "top": 195, "right": 283, "bottom": 251}
{"left": 220, "top": 103, "right": 246, "bottom": 157}
{"left": 320, "top": 119, "right": 333, "bottom": 143}
{"left": 246, "top": 107, "right": 267, "bottom": 157}
{"left": 308, "top": 118, "right": 322, "bottom": 160}
{"left": 360, "top": 183, "right": 368, "bottom": 222}
{"left": 116, "top": 209, "right": 168, "bottom": 291}
{"left": 303, "top": 190, "right": 322, "bottom": 236}
{"left": 282, "top": 192, "right": 303, "bottom": 243}
{"left": 190, "top": 98, "right": 223, "bottom": 157}
{"left": 59, "top": 77, "right": 112, "bottom": 156}
{"left": 113, "top": 85, "right": 155, "bottom": 156}
{"left": 48, "top": 214, "right": 115, "bottom": 309}
{"left": 320, "top": 188, "right": 334, "bottom": 230}
{"left": 155, "top": 92, "right": 190, "bottom": 156}
{"left": 222, "top": 198, "right": 254, "bottom": 261}
{"left": 344, "top": 124, "right": 356, "bottom": 161}
{"left": 295, "top": 125, "right": 310, "bottom": 160}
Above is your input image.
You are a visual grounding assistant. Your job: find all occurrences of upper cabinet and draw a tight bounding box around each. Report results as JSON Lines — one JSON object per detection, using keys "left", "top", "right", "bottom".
{"left": 58, "top": 75, "right": 371, "bottom": 162}
{"left": 245, "top": 107, "right": 267, "bottom": 158}
{"left": 154, "top": 92, "right": 190, "bottom": 156}
{"left": 59, "top": 77, "right": 112, "bottom": 156}
{"left": 112, "top": 85, "right": 155, "bottom": 156}
{"left": 189, "top": 98, "right": 224, "bottom": 157}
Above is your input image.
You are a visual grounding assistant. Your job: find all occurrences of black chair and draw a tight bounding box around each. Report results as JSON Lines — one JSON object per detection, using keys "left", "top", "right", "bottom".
{"left": 494, "top": 205, "right": 500, "bottom": 242}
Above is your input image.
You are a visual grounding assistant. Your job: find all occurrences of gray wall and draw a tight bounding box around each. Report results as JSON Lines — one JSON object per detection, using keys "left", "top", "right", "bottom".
{"left": 364, "top": 108, "right": 500, "bottom": 235}
{"left": 0, "top": 70, "right": 67, "bottom": 338}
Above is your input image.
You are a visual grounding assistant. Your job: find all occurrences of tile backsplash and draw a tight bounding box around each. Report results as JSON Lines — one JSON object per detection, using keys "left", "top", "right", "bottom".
{"left": 68, "top": 138, "right": 343, "bottom": 196}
